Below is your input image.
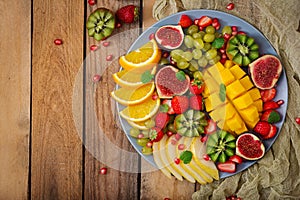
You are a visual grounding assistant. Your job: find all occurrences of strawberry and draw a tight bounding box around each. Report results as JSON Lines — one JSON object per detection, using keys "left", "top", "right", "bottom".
{"left": 189, "top": 79, "right": 205, "bottom": 95}
{"left": 162, "top": 99, "right": 175, "bottom": 114}
{"left": 254, "top": 121, "right": 270, "bottom": 136}
{"left": 260, "top": 88, "right": 276, "bottom": 102}
{"left": 178, "top": 14, "right": 193, "bottom": 28}
{"left": 263, "top": 101, "right": 279, "bottom": 111}
{"left": 197, "top": 16, "right": 212, "bottom": 28}
{"left": 263, "top": 124, "right": 277, "bottom": 139}
{"left": 228, "top": 155, "right": 243, "bottom": 164}
{"left": 155, "top": 112, "right": 170, "bottom": 128}
{"left": 261, "top": 110, "right": 281, "bottom": 123}
{"left": 204, "top": 119, "right": 217, "bottom": 134}
{"left": 217, "top": 161, "right": 236, "bottom": 173}
{"left": 171, "top": 96, "right": 189, "bottom": 114}
{"left": 149, "top": 127, "right": 164, "bottom": 142}
{"left": 116, "top": 5, "right": 139, "bottom": 24}
{"left": 189, "top": 95, "right": 203, "bottom": 110}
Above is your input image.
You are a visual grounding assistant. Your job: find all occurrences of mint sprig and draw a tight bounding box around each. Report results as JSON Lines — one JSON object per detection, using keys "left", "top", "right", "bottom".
{"left": 180, "top": 150, "right": 193, "bottom": 164}
{"left": 176, "top": 71, "right": 186, "bottom": 81}
{"left": 219, "top": 83, "right": 226, "bottom": 102}
{"left": 212, "top": 38, "right": 225, "bottom": 49}
{"left": 141, "top": 70, "right": 154, "bottom": 83}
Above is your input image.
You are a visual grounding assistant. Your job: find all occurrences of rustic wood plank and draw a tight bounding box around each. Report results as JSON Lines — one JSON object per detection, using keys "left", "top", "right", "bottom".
{"left": 84, "top": 1, "right": 141, "bottom": 199}
{"left": 31, "top": 0, "right": 84, "bottom": 199}
{"left": 0, "top": 1, "right": 31, "bottom": 199}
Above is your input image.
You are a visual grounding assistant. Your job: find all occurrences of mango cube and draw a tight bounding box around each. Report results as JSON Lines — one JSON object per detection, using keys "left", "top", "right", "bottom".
{"left": 226, "top": 80, "right": 246, "bottom": 100}
{"left": 226, "top": 114, "right": 244, "bottom": 131}
{"left": 217, "top": 120, "right": 230, "bottom": 131}
{"left": 224, "top": 60, "right": 234, "bottom": 68}
{"left": 244, "top": 118, "right": 259, "bottom": 129}
{"left": 215, "top": 62, "right": 225, "bottom": 71}
{"left": 220, "top": 68, "right": 235, "bottom": 86}
{"left": 235, "top": 123, "right": 248, "bottom": 135}
{"left": 232, "top": 93, "right": 254, "bottom": 110}
{"left": 203, "top": 78, "right": 219, "bottom": 97}
{"left": 248, "top": 88, "right": 261, "bottom": 101}
{"left": 207, "top": 65, "right": 222, "bottom": 84}
{"left": 253, "top": 99, "right": 263, "bottom": 112}
{"left": 225, "top": 103, "right": 236, "bottom": 120}
{"left": 230, "top": 64, "right": 246, "bottom": 80}
{"left": 240, "top": 76, "right": 254, "bottom": 91}
{"left": 209, "top": 105, "right": 226, "bottom": 122}
{"left": 239, "top": 105, "right": 259, "bottom": 122}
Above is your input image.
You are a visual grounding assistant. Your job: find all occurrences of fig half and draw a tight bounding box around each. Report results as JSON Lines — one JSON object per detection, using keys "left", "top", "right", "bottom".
{"left": 236, "top": 133, "right": 265, "bottom": 160}
{"left": 155, "top": 25, "right": 184, "bottom": 50}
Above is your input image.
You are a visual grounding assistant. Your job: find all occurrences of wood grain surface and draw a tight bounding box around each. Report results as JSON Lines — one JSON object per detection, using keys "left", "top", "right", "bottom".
{"left": 0, "top": 1, "right": 31, "bottom": 199}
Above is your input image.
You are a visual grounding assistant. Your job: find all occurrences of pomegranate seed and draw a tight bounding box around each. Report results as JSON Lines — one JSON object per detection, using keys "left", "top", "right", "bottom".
{"left": 175, "top": 133, "right": 182, "bottom": 141}
{"left": 220, "top": 58, "right": 227, "bottom": 64}
{"left": 116, "top": 22, "right": 122, "bottom": 28}
{"left": 194, "top": 19, "right": 199, "bottom": 25}
{"left": 220, "top": 48, "right": 226, "bottom": 54}
{"left": 166, "top": 131, "right": 173, "bottom": 137}
{"left": 90, "top": 44, "right": 98, "bottom": 51}
{"left": 152, "top": 94, "right": 158, "bottom": 100}
{"left": 164, "top": 198, "right": 171, "bottom": 200}
{"left": 231, "top": 196, "right": 236, "bottom": 200}
{"left": 137, "top": 133, "right": 144, "bottom": 139}
{"left": 223, "top": 33, "right": 231, "bottom": 40}
{"left": 226, "top": 3, "right": 235, "bottom": 10}
{"left": 212, "top": 18, "right": 219, "bottom": 23}
{"left": 178, "top": 144, "right": 185, "bottom": 150}
{"left": 174, "top": 158, "right": 180, "bottom": 165}
{"left": 214, "top": 23, "right": 220, "bottom": 30}
{"left": 203, "top": 154, "right": 210, "bottom": 161}
{"left": 199, "top": 26, "right": 204, "bottom": 31}
{"left": 226, "top": 198, "right": 231, "bottom": 200}
{"left": 162, "top": 52, "right": 170, "bottom": 58}
{"left": 99, "top": 167, "right": 107, "bottom": 175}
{"left": 222, "top": 54, "right": 227, "bottom": 59}
{"left": 54, "top": 39, "right": 63, "bottom": 45}
{"left": 93, "top": 74, "right": 101, "bottom": 82}
{"left": 296, "top": 117, "right": 300, "bottom": 125}
{"left": 231, "top": 26, "right": 238, "bottom": 32}
{"left": 232, "top": 31, "right": 237, "bottom": 36}
{"left": 149, "top": 33, "right": 155, "bottom": 40}
{"left": 146, "top": 141, "right": 153, "bottom": 148}
{"left": 276, "top": 99, "right": 284, "bottom": 106}
{"left": 237, "top": 198, "right": 242, "bottom": 200}
{"left": 170, "top": 60, "right": 177, "bottom": 66}
{"left": 200, "top": 135, "right": 208, "bottom": 143}
{"left": 88, "top": 0, "right": 96, "bottom": 6}
{"left": 106, "top": 54, "right": 113, "bottom": 61}
{"left": 171, "top": 139, "right": 177, "bottom": 145}
{"left": 102, "top": 41, "right": 110, "bottom": 47}
{"left": 237, "top": 31, "right": 246, "bottom": 35}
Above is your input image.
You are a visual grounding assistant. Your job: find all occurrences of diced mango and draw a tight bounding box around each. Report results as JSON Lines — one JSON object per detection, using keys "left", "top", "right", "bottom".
{"left": 203, "top": 71, "right": 212, "bottom": 81}
{"left": 235, "top": 123, "right": 248, "bottom": 135}
{"left": 203, "top": 78, "right": 219, "bottom": 97}
{"left": 244, "top": 118, "right": 259, "bottom": 129}
{"left": 215, "top": 62, "right": 225, "bottom": 71}
{"left": 217, "top": 120, "right": 231, "bottom": 132}
{"left": 248, "top": 88, "right": 261, "bottom": 101}
{"left": 253, "top": 99, "right": 263, "bottom": 112}
{"left": 207, "top": 64, "right": 222, "bottom": 84}
{"left": 240, "top": 76, "right": 254, "bottom": 91}
{"left": 232, "top": 93, "right": 254, "bottom": 110}
{"left": 239, "top": 105, "right": 259, "bottom": 122}
{"left": 226, "top": 114, "right": 244, "bottom": 131}
{"left": 209, "top": 105, "right": 226, "bottom": 122}
{"left": 225, "top": 103, "right": 236, "bottom": 120}
{"left": 205, "top": 93, "right": 225, "bottom": 111}
{"left": 226, "top": 80, "right": 246, "bottom": 100}
{"left": 224, "top": 60, "right": 234, "bottom": 68}
{"left": 220, "top": 68, "right": 235, "bottom": 86}
{"left": 230, "top": 64, "right": 246, "bottom": 80}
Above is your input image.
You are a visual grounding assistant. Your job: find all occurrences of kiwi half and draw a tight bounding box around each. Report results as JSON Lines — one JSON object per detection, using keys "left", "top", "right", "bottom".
{"left": 226, "top": 34, "right": 259, "bottom": 66}
{"left": 86, "top": 8, "right": 115, "bottom": 41}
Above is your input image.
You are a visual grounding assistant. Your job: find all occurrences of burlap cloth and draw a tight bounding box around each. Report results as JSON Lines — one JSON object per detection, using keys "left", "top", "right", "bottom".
{"left": 152, "top": 0, "right": 300, "bottom": 199}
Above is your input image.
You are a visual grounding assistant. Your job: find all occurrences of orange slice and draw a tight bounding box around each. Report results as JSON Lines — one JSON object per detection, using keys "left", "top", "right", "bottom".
{"left": 127, "top": 119, "right": 150, "bottom": 130}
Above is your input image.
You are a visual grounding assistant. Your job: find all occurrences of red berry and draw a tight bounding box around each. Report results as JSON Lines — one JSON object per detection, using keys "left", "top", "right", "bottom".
{"left": 254, "top": 121, "right": 271, "bottom": 136}
{"left": 137, "top": 133, "right": 144, "bottom": 139}
{"left": 149, "top": 127, "right": 164, "bottom": 142}
{"left": 54, "top": 39, "right": 63, "bottom": 45}
{"left": 149, "top": 33, "right": 155, "bottom": 40}
{"left": 178, "top": 14, "right": 193, "bottom": 28}
{"left": 222, "top": 53, "right": 227, "bottom": 59}
{"left": 232, "top": 31, "right": 237, "bottom": 36}
{"left": 189, "top": 95, "right": 203, "bottom": 110}
{"left": 220, "top": 58, "right": 227, "bottom": 65}
{"left": 226, "top": 3, "right": 235, "bottom": 10}
{"left": 175, "top": 133, "right": 182, "bottom": 141}
{"left": 171, "top": 96, "right": 189, "bottom": 114}
{"left": 102, "top": 41, "right": 110, "bottom": 47}
{"left": 203, "top": 154, "right": 210, "bottom": 161}
{"left": 260, "top": 88, "right": 277, "bottom": 102}
{"left": 90, "top": 44, "right": 98, "bottom": 51}
{"left": 189, "top": 79, "right": 205, "bottom": 95}
{"left": 88, "top": 0, "right": 96, "bottom": 6}
{"left": 263, "top": 124, "right": 277, "bottom": 139}
{"left": 238, "top": 31, "right": 246, "bottom": 35}
{"left": 178, "top": 144, "right": 185, "bottom": 150}
{"left": 223, "top": 33, "right": 231, "bottom": 40}
{"left": 99, "top": 167, "right": 107, "bottom": 175}
{"left": 174, "top": 158, "right": 180, "bottom": 164}
{"left": 220, "top": 48, "right": 226, "bottom": 54}
{"left": 155, "top": 113, "right": 170, "bottom": 128}
{"left": 166, "top": 131, "right": 173, "bottom": 137}
{"left": 164, "top": 198, "right": 171, "bottom": 200}
{"left": 197, "top": 16, "right": 213, "bottom": 28}
{"left": 171, "top": 139, "right": 177, "bottom": 145}
{"left": 162, "top": 51, "right": 170, "bottom": 58}
{"left": 116, "top": 22, "right": 122, "bottom": 28}
{"left": 295, "top": 117, "right": 300, "bottom": 124}
{"left": 200, "top": 135, "right": 208, "bottom": 143}
{"left": 116, "top": 5, "right": 139, "bottom": 24}
{"left": 146, "top": 141, "right": 153, "bottom": 148}
{"left": 93, "top": 74, "right": 101, "bottom": 82}
{"left": 229, "top": 155, "right": 243, "bottom": 164}
{"left": 106, "top": 54, "right": 113, "bottom": 61}
{"left": 231, "top": 26, "right": 238, "bottom": 32}
{"left": 152, "top": 94, "right": 158, "bottom": 100}
{"left": 276, "top": 99, "right": 284, "bottom": 106}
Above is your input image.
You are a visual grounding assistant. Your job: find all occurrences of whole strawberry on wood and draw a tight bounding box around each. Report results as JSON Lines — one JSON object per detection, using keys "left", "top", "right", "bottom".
{"left": 116, "top": 5, "right": 139, "bottom": 24}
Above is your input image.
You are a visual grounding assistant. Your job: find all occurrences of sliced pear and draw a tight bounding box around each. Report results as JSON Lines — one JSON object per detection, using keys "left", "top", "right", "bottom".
{"left": 152, "top": 138, "right": 172, "bottom": 179}
{"left": 182, "top": 137, "right": 213, "bottom": 183}
{"left": 157, "top": 135, "right": 183, "bottom": 181}
{"left": 190, "top": 137, "right": 219, "bottom": 180}
{"left": 166, "top": 135, "right": 195, "bottom": 183}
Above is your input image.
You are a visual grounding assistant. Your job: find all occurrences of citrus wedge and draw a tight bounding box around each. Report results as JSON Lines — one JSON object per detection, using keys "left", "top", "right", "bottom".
{"left": 112, "top": 66, "right": 157, "bottom": 88}
{"left": 111, "top": 83, "right": 155, "bottom": 106}
{"left": 119, "top": 39, "right": 161, "bottom": 73}
{"left": 119, "top": 97, "right": 160, "bottom": 122}
{"left": 127, "top": 119, "right": 150, "bottom": 130}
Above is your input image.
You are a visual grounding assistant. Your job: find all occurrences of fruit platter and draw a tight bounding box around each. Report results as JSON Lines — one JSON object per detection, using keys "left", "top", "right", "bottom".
{"left": 110, "top": 10, "right": 288, "bottom": 183}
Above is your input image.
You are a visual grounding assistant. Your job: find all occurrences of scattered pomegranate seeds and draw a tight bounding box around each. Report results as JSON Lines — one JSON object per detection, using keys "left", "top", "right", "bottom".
{"left": 152, "top": 94, "right": 158, "bottom": 100}
{"left": 174, "top": 158, "right": 180, "bottom": 165}
{"left": 149, "top": 33, "right": 155, "bottom": 40}
{"left": 106, "top": 54, "right": 113, "bottom": 61}
{"left": 203, "top": 154, "right": 211, "bottom": 161}
{"left": 171, "top": 139, "right": 177, "bottom": 145}
{"left": 102, "top": 41, "right": 110, "bottom": 47}
{"left": 223, "top": 33, "right": 231, "bottom": 40}
{"left": 174, "top": 133, "right": 182, "bottom": 141}
{"left": 231, "top": 26, "right": 238, "bottom": 32}
{"left": 237, "top": 31, "right": 246, "bottom": 35}
{"left": 178, "top": 144, "right": 185, "bottom": 150}
{"left": 99, "top": 167, "right": 107, "bottom": 175}
{"left": 116, "top": 22, "right": 122, "bottom": 28}
{"left": 200, "top": 135, "right": 208, "bottom": 143}
{"left": 162, "top": 52, "right": 170, "bottom": 58}
{"left": 276, "top": 99, "right": 284, "bottom": 106}
{"left": 137, "top": 133, "right": 144, "bottom": 139}
{"left": 54, "top": 39, "right": 63, "bottom": 45}
{"left": 93, "top": 74, "right": 101, "bottom": 82}
{"left": 146, "top": 141, "right": 153, "bottom": 148}
{"left": 90, "top": 44, "right": 98, "bottom": 51}
{"left": 164, "top": 198, "right": 171, "bottom": 200}
{"left": 232, "top": 31, "right": 237, "bottom": 36}
{"left": 166, "top": 131, "right": 173, "bottom": 137}
{"left": 296, "top": 117, "right": 300, "bottom": 125}
{"left": 88, "top": 0, "right": 96, "bottom": 6}
{"left": 226, "top": 3, "right": 235, "bottom": 10}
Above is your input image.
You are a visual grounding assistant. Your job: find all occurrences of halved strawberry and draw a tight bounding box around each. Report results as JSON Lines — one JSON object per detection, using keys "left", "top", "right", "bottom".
{"left": 161, "top": 99, "right": 175, "bottom": 114}
{"left": 261, "top": 110, "right": 281, "bottom": 124}
{"left": 197, "top": 16, "right": 212, "bottom": 28}
{"left": 217, "top": 161, "right": 236, "bottom": 173}
{"left": 149, "top": 127, "right": 164, "bottom": 142}
{"left": 178, "top": 14, "right": 193, "bottom": 28}
{"left": 263, "top": 101, "right": 279, "bottom": 111}
{"left": 254, "top": 121, "right": 270, "bottom": 136}
{"left": 228, "top": 155, "right": 243, "bottom": 164}
{"left": 263, "top": 124, "right": 277, "bottom": 139}
{"left": 189, "top": 95, "right": 203, "bottom": 110}
{"left": 155, "top": 112, "right": 170, "bottom": 128}
{"left": 171, "top": 96, "right": 189, "bottom": 114}
{"left": 260, "top": 88, "right": 276, "bottom": 102}
{"left": 204, "top": 119, "right": 217, "bottom": 134}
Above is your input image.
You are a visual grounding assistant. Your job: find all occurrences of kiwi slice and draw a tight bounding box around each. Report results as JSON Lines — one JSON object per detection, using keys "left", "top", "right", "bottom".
{"left": 226, "top": 34, "right": 259, "bottom": 66}
{"left": 86, "top": 8, "right": 115, "bottom": 41}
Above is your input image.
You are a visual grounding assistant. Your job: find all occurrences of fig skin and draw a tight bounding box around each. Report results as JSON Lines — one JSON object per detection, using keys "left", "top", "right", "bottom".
{"left": 155, "top": 25, "right": 184, "bottom": 50}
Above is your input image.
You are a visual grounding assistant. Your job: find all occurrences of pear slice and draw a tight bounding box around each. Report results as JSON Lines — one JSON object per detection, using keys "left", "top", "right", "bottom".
{"left": 182, "top": 137, "right": 213, "bottom": 183}
{"left": 175, "top": 137, "right": 207, "bottom": 184}
{"left": 190, "top": 137, "right": 219, "bottom": 180}
{"left": 166, "top": 135, "right": 195, "bottom": 183}
{"left": 157, "top": 135, "right": 183, "bottom": 181}
{"left": 152, "top": 137, "right": 172, "bottom": 179}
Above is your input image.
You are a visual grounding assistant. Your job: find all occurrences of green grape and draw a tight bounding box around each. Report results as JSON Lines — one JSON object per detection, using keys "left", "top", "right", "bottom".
{"left": 193, "top": 71, "right": 203, "bottom": 80}
{"left": 182, "top": 51, "right": 193, "bottom": 62}
{"left": 208, "top": 55, "right": 221, "bottom": 65}
{"left": 203, "top": 33, "right": 215, "bottom": 43}
{"left": 159, "top": 58, "right": 169, "bottom": 65}
{"left": 222, "top": 26, "right": 232, "bottom": 35}
{"left": 145, "top": 119, "right": 155, "bottom": 128}
{"left": 141, "top": 130, "right": 150, "bottom": 138}
{"left": 142, "top": 146, "right": 153, "bottom": 155}
{"left": 205, "top": 49, "right": 218, "bottom": 60}
{"left": 188, "top": 60, "right": 199, "bottom": 72}
{"left": 199, "top": 31, "right": 206, "bottom": 38}
{"left": 137, "top": 138, "right": 150, "bottom": 147}
{"left": 198, "top": 57, "right": 208, "bottom": 67}
{"left": 184, "top": 35, "right": 194, "bottom": 48}
{"left": 205, "top": 25, "right": 216, "bottom": 34}
{"left": 215, "top": 32, "right": 222, "bottom": 38}
{"left": 187, "top": 25, "right": 199, "bottom": 35}
{"left": 167, "top": 123, "right": 176, "bottom": 133}
{"left": 192, "top": 32, "right": 202, "bottom": 39}
{"left": 203, "top": 43, "right": 212, "bottom": 51}
{"left": 130, "top": 128, "right": 140, "bottom": 138}
{"left": 170, "top": 49, "right": 184, "bottom": 61}
{"left": 192, "top": 49, "right": 202, "bottom": 59}
{"left": 177, "top": 60, "right": 190, "bottom": 69}
{"left": 193, "top": 38, "right": 204, "bottom": 49}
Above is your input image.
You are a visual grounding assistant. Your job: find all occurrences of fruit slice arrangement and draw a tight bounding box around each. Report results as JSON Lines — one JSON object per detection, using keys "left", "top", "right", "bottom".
{"left": 110, "top": 13, "right": 285, "bottom": 184}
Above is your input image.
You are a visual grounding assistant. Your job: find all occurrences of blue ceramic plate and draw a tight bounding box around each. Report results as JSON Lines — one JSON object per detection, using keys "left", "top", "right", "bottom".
{"left": 117, "top": 10, "right": 288, "bottom": 178}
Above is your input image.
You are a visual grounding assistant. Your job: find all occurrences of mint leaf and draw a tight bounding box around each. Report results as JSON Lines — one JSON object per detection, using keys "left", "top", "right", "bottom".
{"left": 219, "top": 83, "right": 226, "bottom": 102}
{"left": 212, "top": 38, "right": 225, "bottom": 49}
{"left": 141, "top": 70, "right": 154, "bottom": 83}
{"left": 159, "top": 104, "right": 169, "bottom": 113}
{"left": 179, "top": 150, "right": 193, "bottom": 164}
{"left": 176, "top": 71, "right": 186, "bottom": 81}
{"left": 268, "top": 111, "right": 281, "bottom": 123}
